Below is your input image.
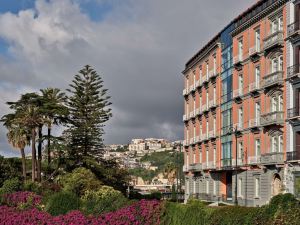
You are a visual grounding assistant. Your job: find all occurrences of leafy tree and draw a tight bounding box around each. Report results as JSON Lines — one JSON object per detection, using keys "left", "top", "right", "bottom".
{"left": 0, "top": 156, "right": 22, "bottom": 187}
{"left": 66, "top": 65, "right": 112, "bottom": 163}
{"left": 40, "top": 88, "right": 69, "bottom": 165}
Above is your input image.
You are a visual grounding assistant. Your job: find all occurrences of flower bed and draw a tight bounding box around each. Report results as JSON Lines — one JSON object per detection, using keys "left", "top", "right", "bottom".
{"left": 0, "top": 199, "right": 162, "bottom": 225}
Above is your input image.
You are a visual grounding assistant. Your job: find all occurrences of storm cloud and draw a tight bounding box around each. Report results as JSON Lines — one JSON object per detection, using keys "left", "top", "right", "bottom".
{"left": 0, "top": 0, "right": 254, "bottom": 157}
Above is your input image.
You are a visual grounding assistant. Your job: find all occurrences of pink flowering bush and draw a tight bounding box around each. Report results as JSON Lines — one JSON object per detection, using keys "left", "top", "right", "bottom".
{"left": 2, "top": 191, "right": 42, "bottom": 208}
{"left": 0, "top": 199, "right": 162, "bottom": 225}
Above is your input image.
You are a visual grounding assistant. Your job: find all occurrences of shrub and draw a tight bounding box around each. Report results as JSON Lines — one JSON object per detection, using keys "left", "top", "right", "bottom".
{"left": 81, "top": 185, "right": 128, "bottom": 215}
{"left": 23, "top": 181, "right": 42, "bottom": 194}
{"left": 0, "top": 178, "right": 22, "bottom": 200}
{"left": 45, "top": 191, "right": 81, "bottom": 216}
{"left": 59, "top": 167, "right": 102, "bottom": 196}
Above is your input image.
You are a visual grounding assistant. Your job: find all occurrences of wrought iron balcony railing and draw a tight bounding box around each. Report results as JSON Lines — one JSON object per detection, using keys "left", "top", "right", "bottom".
{"left": 287, "top": 107, "right": 300, "bottom": 119}
{"left": 262, "top": 71, "right": 283, "bottom": 89}
{"left": 263, "top": 31, "right": 284, "bottom": 51}
{"left": 287, "top": 64, "right": 300, "bottom": 80}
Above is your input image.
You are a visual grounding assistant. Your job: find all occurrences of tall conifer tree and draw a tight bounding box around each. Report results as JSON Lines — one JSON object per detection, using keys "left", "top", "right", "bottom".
{"left": 67, "top": 65, "right": 111, "bottom": 162}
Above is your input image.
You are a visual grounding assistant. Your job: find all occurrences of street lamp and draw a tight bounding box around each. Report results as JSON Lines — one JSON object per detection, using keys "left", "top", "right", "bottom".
{"left": 227, "top": 125, "right": 240, "bottom": 206}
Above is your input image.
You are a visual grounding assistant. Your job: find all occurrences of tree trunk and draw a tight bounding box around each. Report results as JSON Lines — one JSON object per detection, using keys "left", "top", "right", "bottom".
{"left": 47, "top": 126, "right": 51, "bottom": 165}
{"left": 31, "top": 128, "right": 36, "bottom": 182}
{"left": 37, "top": 125, "right": 43, "bottom": 182}
{"left": 20, "top": 148, "right": 26, "bottom": 180}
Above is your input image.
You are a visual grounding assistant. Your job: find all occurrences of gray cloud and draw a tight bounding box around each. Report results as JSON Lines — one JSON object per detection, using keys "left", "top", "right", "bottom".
{"left": 0, "top": 0, "right": 255, "bottom": 157}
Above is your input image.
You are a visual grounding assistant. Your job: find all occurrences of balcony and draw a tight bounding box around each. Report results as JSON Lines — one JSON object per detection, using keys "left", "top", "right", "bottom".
{"left": 248, "top": 118, "right": 260, "bottom": 128}
{"left": 202, "top": 75, "right": 209, "bottom": 85}
{"left": 287, "top": 107, "right": 300, "bottom": 119}
{"left": 189, "top": 137, "right": 195, "bottom": 145}
{"left": 202, "top": 103, "right": 209, "bottom": 113}
{"left": 233, "top": 55, "right": 243, "bottom": 65}
{"left": 195, "top": 107, "right": 201, "bottom": 116}
{"left": 183, "top": 165, "right": 189, "bottom": 172}
{"left": 287, "top": 21, "right": 300, "bottom": 38}
{"left": 207, "top": 161, "right": 216, "bottom": 169}
{"left": 233, "top": 123, "right": 243, "bottom": 132}
{"left": 261, "top": 152, "right": 284, "bottom": 165}
{"left": 183, "top": 140, "right": 189, "bottom": 147}
{"left": 221, "top": 158, "right": 232, "bottom": 168}
{"left": 232, "top": 158, "right": 243, "bottom": 166}
{"left": 248, "top": 156, "right": 261, "bottom": 165}
{"left": 249, "top": 45, "right": 261, "bottom": 59}
{"left": 209, "top": 130, "right": 217, "bottom": 139}
{"left": 209, "top": 99, "right": 217, "bottom": 109}
{"left": 287, "top": 64, "right": 300, "bottom": 80}
{"left": 188, "top": 163, "right": 202, "bottom": 172}
{"left": 189, "top": 110, "right": 195, "bottom": 119}
{"left": 201, "top": 133, "right": 209, "bottom": 142}
{"left": 286, "top": 151, "right": 300, "bottom": 161}
{"left": 183, "top": 88, "right": 189, "bottom": 96}
{"left": 233, "top": 88, "right": 243, "bottom": 101}
{"left": 262, "top": 71, "right": 284, "bottom": 89}
{"left": 263, "top": 31, "right": 284, "bottom": 52}
{"left": 261, "top": 111, "right": 284, "bottom": 126}
{"left": 195, "top": 135, "right": 201, "bottom": 143}
{"left": 189, "top": 83, "right": 196, "bottom": 93}
{"left": 183, "top": 114, "right": 188, "bottom": 122}
{"left": 249, "top": 82, "right": 260, "bottom": 93}
{"left": 209, "top": 69, "right": 218, "bottom": 79}
{"left": 196, "top": 79, "right": 202, "bottom": 88}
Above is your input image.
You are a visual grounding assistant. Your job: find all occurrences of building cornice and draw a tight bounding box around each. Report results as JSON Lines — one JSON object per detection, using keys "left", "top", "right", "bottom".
{"left": 231, "top": 0, "right": 288, "bottom": 37}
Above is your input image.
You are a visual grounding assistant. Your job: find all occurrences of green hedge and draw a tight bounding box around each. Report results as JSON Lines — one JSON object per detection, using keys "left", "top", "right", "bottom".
{"left": 161, "top": 194, "right": 300, "bottom": 225}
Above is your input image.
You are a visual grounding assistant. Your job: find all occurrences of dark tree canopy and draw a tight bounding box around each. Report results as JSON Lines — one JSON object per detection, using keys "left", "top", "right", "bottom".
{"left": 67, "top": 65, "right": 112, "bottom": 162}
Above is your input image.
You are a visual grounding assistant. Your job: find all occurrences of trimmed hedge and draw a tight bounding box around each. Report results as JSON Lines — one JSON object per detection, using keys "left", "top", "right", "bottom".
{"left": 160, "top": 194, "right": 300, "bottom": 225}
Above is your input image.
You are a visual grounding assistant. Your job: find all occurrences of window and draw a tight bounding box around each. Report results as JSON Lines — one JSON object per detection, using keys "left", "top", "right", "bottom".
{"left": 193, "top": 151, "right": 196, "bottom": 163}
{"left": 213, "top": 116, "right": 216, "bottom": 133}
{"left": 193, "top": 98, "right": 196, "bottom": 111}
{"left": 238, "top": 142, "right": 243, "bottom": 159}
{"left": 213, "top": 180, "right": 217, "bottom": 195}
{"left": 238, "top": 74, "right": 243, "bottom": 91}
{"left": 200, "top": 149, "right": 202, "bottom": 163}
{"left": 271, "top": 19, "right": 278, "bottom": 33}
{"left": 238, "top": 178, "right": 243, "bottom": 197}
{"left": 255, "top": 66, "right": 260, "bottom": 86}
{"left": 200, "top": 95, "right": 202, "bottom": 109}
{"left": 255, "top": 177, "right": 260, "bottom": 198}
{"left": 279, "top": 16, "right": 283, "bottom": 31}
{"left": 200, "top": 123, "right": 202, "bottom": 136}
{"left": 213, "top": 147, "right": 216, "bottom": 165}
{"left": 272, "top": 58, "right": 278, "bottom": 73}
{"left": 200, "top": 67, "right": 203, "bottom": 81}
{"left": 279, "top": 55, "right": 283, "bottom": 71}
{"left": 213, "top": 86, "right": 216, "bottom": 102}
{"left": 279, "top": 135, "right": 283, "bottom": 152}
{"left": 206, "top": 120, "right": 209, "bottom": 135}
{"left": 238, "top": 38, "right": 243, "bottom": 59}
{"left": 186, "top": 153, "right": 189, "bottom": 165}
{"left": 206, "top": 62, "right": 209, "bottom": 77}
{"left": 272, "top": 96, "right": 278, "bottom": 112}
{"left": 206, "top": 148, "right": 209, "bottom": 164}
{"left": 193, "top": 71, "right": 196, "bottom": 84}
{"left": 206, "top": 180, "right": 209, "bottom": 194}
{"left": 272, "top": 136, "right": 278, "bottom": 152}
{"left": 206, "top": 91, "right": 209, "bottom": 106}
{"left": 255, "top": 139, "right": 261, "bottom": 156}
{"left": 255, "top": 29, "right": 260, "bottom": 51}
{"left": 193, "top": 180, "right": 196, "bottom": 193}
{"left": 213, "top": 56, "right": 217, "bottom": 74}
{"left": 186, "top": 180, "right": 189, "bottom": 195}
{"left": 186, "top": 129, "right": 189, "bottom": 143}
{"left": 239, "top": 107, "right": 243, "bottom": 127}
{"left": 255, "top": 102, "right": 261, "bottom": 118}
{"left": 279, "top": 94, "right": 283, "bottom": 111}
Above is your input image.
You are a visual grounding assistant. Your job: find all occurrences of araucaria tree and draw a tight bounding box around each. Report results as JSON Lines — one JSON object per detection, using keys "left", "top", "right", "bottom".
{"left": 67, "top": 65, "right": 112, "bottom": 162}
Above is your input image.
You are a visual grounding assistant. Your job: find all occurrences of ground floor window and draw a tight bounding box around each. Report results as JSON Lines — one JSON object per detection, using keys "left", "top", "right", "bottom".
{"left": 294, "top": 174, "right": 300, "bottom": 198}
{"left": 238, "top": 178, "right": 242, "bottom": 197}
{"left": 206, "top": 180, "right": 209, "bottom": 194}
{"left": 254, "top": 177, "right": 260, "bottom": 198}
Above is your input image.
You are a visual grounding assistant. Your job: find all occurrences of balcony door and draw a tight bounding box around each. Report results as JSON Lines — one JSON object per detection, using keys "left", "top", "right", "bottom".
{"left": 296, "top": 132, "right": 300, "bottom": 159}
{"left": 226, "top": 172, "right": 233, "bottom": 199}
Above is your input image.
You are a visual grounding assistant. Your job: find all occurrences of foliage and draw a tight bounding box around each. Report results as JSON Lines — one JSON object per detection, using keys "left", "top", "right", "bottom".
{"left": 0, "top": 178, "right": 22, "bottom": 196}
{"left": 59, "top": 167, "right": 102, "bottom": 196}
{"left": 0, "top": 200, "right": 162, "bottom": 225}
{"left": 81, "top": 186, "right": 128, "bottom": 215}
{"left": 129, "top": 167, "right": 157, "bottom": 182}
{"left": 66, "top": 65, "right": 112, "bottom": 162}
{"left": 45, "top": 191, "right": 81, "bottom": 216}
{"left": 0, "top": 156, "right": 22, "bottom": 187}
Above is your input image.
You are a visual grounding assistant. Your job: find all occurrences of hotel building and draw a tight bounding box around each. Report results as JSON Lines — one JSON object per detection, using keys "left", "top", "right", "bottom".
{"left": 182, "top": 0, "right": 300, "bottom": 206}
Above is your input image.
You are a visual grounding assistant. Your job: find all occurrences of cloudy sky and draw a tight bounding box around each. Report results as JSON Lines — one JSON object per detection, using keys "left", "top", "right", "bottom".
{"left": 0, "top": 0, "right": 255, "bottom": 157}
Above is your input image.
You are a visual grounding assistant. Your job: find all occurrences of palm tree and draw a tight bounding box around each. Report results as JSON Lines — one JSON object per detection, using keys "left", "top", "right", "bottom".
{"left": 40, "top": 88, "right": 68, "bottom": 165}
{"left": 6, "top": 125, "right": 30, "bottom": 179}
{"left": 7, "top": 93, "right": 44, "bottom": 182}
